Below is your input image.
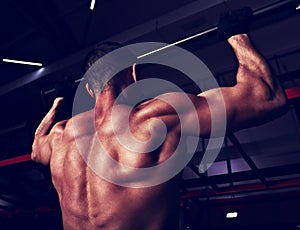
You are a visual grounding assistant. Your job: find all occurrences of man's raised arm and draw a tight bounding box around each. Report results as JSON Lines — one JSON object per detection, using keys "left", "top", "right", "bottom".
{"left": 180, "top": 8, "right": 288, "bottom": 137}
{"left": 31, "top": 97, "right": 64, "bottom": 165}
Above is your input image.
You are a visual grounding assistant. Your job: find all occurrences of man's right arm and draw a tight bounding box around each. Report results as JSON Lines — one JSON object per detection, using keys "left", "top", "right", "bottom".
{"left": 180, "top": 34, "right": 288, "bottom": 137}
{"left": 140, "top": 34, "right": 288, "bottom": 139}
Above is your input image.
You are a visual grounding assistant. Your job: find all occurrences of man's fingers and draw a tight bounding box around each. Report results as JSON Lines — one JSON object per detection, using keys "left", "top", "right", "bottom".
{"left": 35, "top": 97, "right": 64, "bottom": 136}
{"left": 53, "top": 97, "right": 64, "bottom": 108}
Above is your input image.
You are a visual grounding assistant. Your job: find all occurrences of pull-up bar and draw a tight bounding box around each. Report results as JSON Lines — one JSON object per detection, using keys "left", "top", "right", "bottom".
{"left": 137, "top": 0, "right": 298, "bottom": 58}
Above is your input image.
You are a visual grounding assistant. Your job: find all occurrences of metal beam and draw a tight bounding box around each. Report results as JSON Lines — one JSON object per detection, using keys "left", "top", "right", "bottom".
{"left": 290, "top": 97, "right": 300, "bottom": 124}
{"left": 224, "top": 137, "right": 233, "bottom": 187}
{"left": 0, "top": 121, "right": 27, "bottom": 136}
{"left": 0, "top": 155, "right": 31, "bottom": 167}
{"left": 228, "top": 134, "right": 269, "bottom": 186}
{"left": 286, "top": 86, "right": 300, "bottom": 100}
{"left": 181, "top": 177, "right": 300, "bottom": 200}
{"left": 183, "top": 162, "right": 300, "bottom": 188}
{"left": 187, "top": 162, "right": 220, "bottom": 192}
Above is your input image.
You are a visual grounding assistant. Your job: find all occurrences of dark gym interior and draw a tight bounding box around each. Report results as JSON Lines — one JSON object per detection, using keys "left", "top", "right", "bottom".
{"left": 0, "top": 0, "right": 300, "bottom": 229}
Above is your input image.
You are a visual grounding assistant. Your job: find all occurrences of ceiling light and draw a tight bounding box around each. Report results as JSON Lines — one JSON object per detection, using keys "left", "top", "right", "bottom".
{"left": 226, "top": 211, "right": 238, "bottom": 219}
{"left": 296, "top": 5, "right": 300, "bottom": 11}
{"left": 2, "top": 58, "right": 42, "bottom": 67}
{"left": 137, "top": 27, "right": 216, "bottom": 59}
{"left": 90, "top": 0, "right": 96, "bottom": 10}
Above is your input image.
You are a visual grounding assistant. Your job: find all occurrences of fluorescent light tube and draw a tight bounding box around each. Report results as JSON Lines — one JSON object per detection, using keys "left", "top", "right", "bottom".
{"left": 90, "top": 0, "right": 96, "bottom": 10}
{"left": 3, "top": 59, "right": 42, "bottom": 67}
{"left": 226, "top": 212, "right": 238, "bottom": 219}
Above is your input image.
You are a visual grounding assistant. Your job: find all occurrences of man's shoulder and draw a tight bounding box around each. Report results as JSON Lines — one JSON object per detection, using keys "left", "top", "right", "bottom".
{"left": 50, "top": 110, "right": 95, "bottom": 137}
{"left": 71, "top": 110, "right": 96, "bottom": 135}
{"left": 137, "top": 92, "right": 194, "bottom": 106}
{"left": 49, "top": 120, "right": 69, "bottom": 139}
{"left": 135, "top": 92, "right": 192, "bottom": 118}
{"left": 49, "top": 119, "right": 66, "bottom": 130}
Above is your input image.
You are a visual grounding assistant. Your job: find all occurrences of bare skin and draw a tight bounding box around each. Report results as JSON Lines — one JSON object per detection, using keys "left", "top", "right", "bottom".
{"left": 31, "top": 34, "right": 288, "bottom": 230}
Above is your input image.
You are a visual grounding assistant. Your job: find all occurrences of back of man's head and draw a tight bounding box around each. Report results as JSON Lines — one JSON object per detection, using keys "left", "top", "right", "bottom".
{"left": 84, "top": 41, "right": 137, "bottom": 94}
{"left": 84, "top": 41, "right": 124, "bottom": 72}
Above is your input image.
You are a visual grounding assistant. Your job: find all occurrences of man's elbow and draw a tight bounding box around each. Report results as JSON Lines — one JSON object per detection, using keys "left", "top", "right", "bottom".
{"left": 254, "top": 78, "right": 288, "bottom": 114}
{"left": 31, "top": 148, "right": 38, "bottom": 162}
{"left": 274, "top": 92, "right": 289, "bottom": 117}
{"left": 260, "top": 88, "right": 289, "bottom": 120}
{"left": 31, "top": 141, "right": 40, "bottom": 163}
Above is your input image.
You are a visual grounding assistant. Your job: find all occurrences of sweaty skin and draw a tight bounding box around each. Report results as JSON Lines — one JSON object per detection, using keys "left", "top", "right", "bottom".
{"left": 47, "top": 108, "right": 182, "bottom": 230}
{"left": 32, "top": 34, "right": 288, "bottom": 230}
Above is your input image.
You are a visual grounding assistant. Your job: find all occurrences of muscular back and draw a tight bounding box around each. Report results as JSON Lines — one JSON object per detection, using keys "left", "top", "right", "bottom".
{"left": 32, "top": 33, "right": 289, "bottom": 230}
{"left": 48, "top": 100, "right": 183, "bottom": 230}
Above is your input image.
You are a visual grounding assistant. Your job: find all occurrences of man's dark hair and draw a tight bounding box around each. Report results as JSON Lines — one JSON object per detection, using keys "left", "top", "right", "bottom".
{"left": 84, "top": 41, "right": 136, "bottom": 94}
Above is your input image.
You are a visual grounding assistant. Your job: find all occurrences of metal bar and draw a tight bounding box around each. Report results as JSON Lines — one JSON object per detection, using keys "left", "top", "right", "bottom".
{"left": 201, "top": 138, "right": 208, "bottom": 176}
{"left": 181, "top": 178, "right": 300, "bottom": 200}
{"left": 138, "top": 0, "right": 298, "bottom": 59}
{"left": 253, "top": 0, "right": 297, "bottom": 16}
{"left": 137, "top": 27, "right": 216, "bottom": 59}
{"left": 285, "top": 86, "right": 300, "bottom": 100}
{"left": 224, "top": 137, "right": 232, "bottom": 175}
{"left": 184, "top": 162, "right": 300, "bottom": 188}
{"left": 228, "top": 134, "right": 269, "bottom": 186}
{"left": 290, "top": 96, "right": 300, "bottom": 124}
{"left": 224, "top": 136, "right": 233, "bottom": 187}
{"left": 187, "top": 162, "right": 220, "bottom": 192}
{"left": 0, "top": 121, "right": 27, "bottom": 136}
{"left": 278, "top": 69, "right": 300, "bottom": 83}
{"left": 0, "top": 154, "right": 31, "bottom": 167}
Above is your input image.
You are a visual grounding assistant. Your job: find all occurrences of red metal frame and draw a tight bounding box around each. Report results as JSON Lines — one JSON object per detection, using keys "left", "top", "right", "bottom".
{"left": 181, "top": 178, "right": 300, "bottom": 199}
{"left": 285, "top": 86, "right": 300, "bottom": 100}
{"left": 0, "top": 154, "right": 31, "bottom": 167}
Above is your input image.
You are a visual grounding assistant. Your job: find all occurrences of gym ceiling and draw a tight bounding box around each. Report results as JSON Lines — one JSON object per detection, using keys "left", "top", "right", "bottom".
{"left": 0, "top": 0, "right": 300, "bottom": 229}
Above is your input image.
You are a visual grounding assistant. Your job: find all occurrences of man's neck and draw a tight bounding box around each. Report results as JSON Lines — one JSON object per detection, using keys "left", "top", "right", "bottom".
{"left": 94, "top": 90, "right": 116, "bottom": 116}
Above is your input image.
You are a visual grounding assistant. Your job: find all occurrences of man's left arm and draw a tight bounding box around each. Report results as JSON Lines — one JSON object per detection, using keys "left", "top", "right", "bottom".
{"left": 31, "top": 97, "right": 63, "bottom": 165}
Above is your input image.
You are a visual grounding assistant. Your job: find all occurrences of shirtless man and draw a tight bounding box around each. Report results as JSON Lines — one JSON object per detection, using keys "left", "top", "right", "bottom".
{"left": 31, "top": 8, "right": 288, "bottom": 230}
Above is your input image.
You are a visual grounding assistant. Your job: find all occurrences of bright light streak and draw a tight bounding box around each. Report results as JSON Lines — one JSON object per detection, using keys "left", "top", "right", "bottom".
{"left": 90, "top": 0, "right": 96, "bottom": 10}
{"left": 226, "top": 212, "right": 238, "bottom": 219}
{"left": 2, "top": 58, "right": 42, "bottom": 67}
{"left": 137, "top": 27, "right": 217, "bottom": 59}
